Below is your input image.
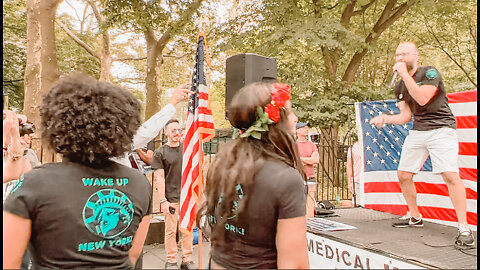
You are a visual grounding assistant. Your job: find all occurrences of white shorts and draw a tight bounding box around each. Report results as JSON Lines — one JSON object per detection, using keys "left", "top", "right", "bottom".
{"left": 398, "top": 128, "right": 459, "bottom": 174}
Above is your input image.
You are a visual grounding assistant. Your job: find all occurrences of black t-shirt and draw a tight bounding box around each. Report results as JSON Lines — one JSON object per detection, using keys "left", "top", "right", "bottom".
{"left": 150, "top": 143, "right": 183, "bottom": 203}
{"left": 3, "top": 160, "right": 152, "bottom": 269}
{"left": 394, "top": 66, "right": 456, "bottom": 131}
{"left": 210, "top": 160, "right": 306, "bottom": 269}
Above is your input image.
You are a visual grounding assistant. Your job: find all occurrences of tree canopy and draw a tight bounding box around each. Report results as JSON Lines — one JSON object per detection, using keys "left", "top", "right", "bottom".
{"left": 2, "top": 0, "right": 477, "bottom": 131}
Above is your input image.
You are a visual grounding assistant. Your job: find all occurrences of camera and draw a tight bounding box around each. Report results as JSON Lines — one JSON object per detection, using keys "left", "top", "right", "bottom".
{"left": 19, "top": 122, "right": 35, "bottom": 137}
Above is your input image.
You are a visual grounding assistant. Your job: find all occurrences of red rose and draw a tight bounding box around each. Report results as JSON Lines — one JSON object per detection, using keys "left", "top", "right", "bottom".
{"left": 264, "top": 104, "right": 280, "bottom": 122}
{"left": 271, "top": 83, "right": 291, "bottom": 107}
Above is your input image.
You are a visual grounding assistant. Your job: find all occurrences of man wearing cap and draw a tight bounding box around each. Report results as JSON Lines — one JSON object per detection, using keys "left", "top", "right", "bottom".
{"left": 296, "top": 122, "right": 320, "bottom": 181}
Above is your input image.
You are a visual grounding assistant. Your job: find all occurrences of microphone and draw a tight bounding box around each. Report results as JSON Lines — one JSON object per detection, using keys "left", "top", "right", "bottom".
{"left": 390, "top": 71, "right": 398, "bottom": 88}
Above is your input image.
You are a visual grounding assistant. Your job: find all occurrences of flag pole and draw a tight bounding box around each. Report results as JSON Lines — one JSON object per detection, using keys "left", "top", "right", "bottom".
{"left": 197, "top": 144, "right": 204, "bottom": 269}
{"left": 196, "top": 28, "right": 206, "bottom": 269}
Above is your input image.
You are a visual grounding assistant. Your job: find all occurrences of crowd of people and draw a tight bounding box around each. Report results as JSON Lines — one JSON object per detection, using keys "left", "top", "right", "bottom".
{"left": 3, "top": 41, "right": 474, "bottom": 269}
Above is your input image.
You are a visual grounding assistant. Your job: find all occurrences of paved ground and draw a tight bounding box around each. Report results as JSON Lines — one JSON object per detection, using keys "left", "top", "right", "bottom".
{"left": 142, "top": 241, "right": 211, "bottom": 269}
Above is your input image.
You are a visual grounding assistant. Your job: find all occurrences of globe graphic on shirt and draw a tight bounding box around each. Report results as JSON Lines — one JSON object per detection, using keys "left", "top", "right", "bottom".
{"left": 83, "top": 189, "right": 134, "bottom": 239}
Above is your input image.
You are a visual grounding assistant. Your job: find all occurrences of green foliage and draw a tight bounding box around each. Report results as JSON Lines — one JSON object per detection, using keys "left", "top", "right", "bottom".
{"left": 3, "top": 0, "right": 27, "bottom": 111}
{"left": 213, "top": 0, "right": 477, "bottom": 130}
{"left": 292, "top": 82, "right": 392, "bottom": 129}
{"left": 56, "top": 14, "right": 101, "bottom": 79}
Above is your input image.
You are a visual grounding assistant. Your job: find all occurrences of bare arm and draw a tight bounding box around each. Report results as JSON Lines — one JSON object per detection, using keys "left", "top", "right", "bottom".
{"left": 154, "top": 169, "right": 171, "bottom": 213}
{"left": 346, "top": 149, "right": 353, "bottom": 192}
{"left": 276, "top": 216, "right": 309, "bottom": 269}
{"left": 370, "top": 101, "right": 412, "bottom": 127}
{"left": 129, "top": 215, "right": 151, "bottom": 266}
{"left": 301, "top": 150, "right": 319, "bottom": 165}
{"left": 3, "top": 211, "right": 31, "bottom": 269}
{"left": 3, "top": 110, "right": 31, "bottom": 183}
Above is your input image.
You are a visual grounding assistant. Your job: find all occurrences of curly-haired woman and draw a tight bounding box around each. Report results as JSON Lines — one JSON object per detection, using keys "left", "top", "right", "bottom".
{"left": 198, "top": 82, "right": 310, "bottom": 269}
{"left": 3, "top": 74, "right": 152, "bottom": 269}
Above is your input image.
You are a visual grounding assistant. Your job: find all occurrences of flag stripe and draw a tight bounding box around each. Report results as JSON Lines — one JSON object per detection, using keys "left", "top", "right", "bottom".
{"left": 364, "top": 204, "right": 477, "bottom": 225}
{"left": 459, "top": 142, "right": 477, "bottom": 156}
{"left": 456, "top": 129, "right": 477, "bottom": 143}
{"left": 456, "top": 115, "right": 477, "bottom": 129}
{"left": 460, "top": 168, "right": 477, "bottom": 182}
{"left": 449, "top": 102, "right": 477, "bottom": 116}
{"left": 364, "top": 182, "right": 477, "bottom": 199}
{"left": 447, "top": 90, "right": 477, "bottom": 103}
{"left": 459, "top": 155, "right": 477, "bottom": 169}
{"left": 363, "top": 193, "right": 477, "bottom": 212}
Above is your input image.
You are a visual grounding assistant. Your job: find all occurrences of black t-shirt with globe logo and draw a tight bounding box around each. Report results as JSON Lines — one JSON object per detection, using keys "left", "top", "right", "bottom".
{"left": 394, "top": 66, "right": 456, "bottom": 131}
{"left": 3, "top": 160, "right": 152, "bottom": 269}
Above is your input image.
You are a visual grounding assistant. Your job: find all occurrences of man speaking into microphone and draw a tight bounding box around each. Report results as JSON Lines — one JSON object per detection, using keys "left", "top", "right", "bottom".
{"left": 370, "top": 42, "right": 474, "bottom": 247}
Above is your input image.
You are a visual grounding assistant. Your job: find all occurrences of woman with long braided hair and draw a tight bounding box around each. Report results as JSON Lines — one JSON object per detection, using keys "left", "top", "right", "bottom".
{"left": 198, "top": 82, "right": 309, "bottom": 269}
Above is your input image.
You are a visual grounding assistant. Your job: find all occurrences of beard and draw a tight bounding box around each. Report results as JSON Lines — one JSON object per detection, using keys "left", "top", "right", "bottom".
{"left": 406, "top": 61, "right": 415, "bottom": 72}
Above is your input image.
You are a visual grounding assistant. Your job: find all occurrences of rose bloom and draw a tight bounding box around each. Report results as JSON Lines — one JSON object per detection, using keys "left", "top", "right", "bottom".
{"left": 265, "top": 104, "right": 281, "bottom": 122}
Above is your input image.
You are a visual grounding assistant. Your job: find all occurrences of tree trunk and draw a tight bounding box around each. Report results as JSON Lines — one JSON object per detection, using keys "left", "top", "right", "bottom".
{"left": 24, "top": 0, "right": 62, "bottom": 163}
{"left": 318, "top": 124, "right": 340, "bottom": 186}
{"left": 144, "top": 29, "right": 165, "bottom": 120}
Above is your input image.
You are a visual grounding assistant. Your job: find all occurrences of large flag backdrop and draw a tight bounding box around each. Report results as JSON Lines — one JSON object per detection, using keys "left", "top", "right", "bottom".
{"left": 355, "top": 90, "right": 477, "bottom": 228}
{"left": 180, "top": 33, "right": 215, "bottom": 233}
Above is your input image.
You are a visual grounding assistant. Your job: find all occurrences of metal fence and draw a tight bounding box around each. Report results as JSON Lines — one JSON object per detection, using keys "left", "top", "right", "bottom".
{"left": 153, "top": 129, "right": 357, "bottom": 205}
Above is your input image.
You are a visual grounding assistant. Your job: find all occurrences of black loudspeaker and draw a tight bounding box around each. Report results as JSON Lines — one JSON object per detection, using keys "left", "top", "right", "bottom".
{"left": 225, "top": 53, "right": 277, "bottom": 119}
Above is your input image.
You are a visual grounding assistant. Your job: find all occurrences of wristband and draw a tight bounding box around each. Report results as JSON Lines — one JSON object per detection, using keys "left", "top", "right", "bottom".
{"left": 159, "top": 198, "right": 167, "bottom": 204}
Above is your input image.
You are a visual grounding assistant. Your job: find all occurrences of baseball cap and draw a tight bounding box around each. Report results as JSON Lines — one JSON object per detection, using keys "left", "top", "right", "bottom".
{"left": 296, "top": 122, "right": 310, "bottom": 129}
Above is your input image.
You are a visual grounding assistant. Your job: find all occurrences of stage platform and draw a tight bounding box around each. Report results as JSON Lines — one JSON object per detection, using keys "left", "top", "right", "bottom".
{"left": 307, "top": 207, "right": 477, "bottom": 269}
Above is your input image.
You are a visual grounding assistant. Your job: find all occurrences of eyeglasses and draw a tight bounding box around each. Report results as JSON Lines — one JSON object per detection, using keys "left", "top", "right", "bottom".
{"left": 395, "top": 52, "right": 417, "bottom": 57}
{"left": 170, "top": 128, "right": 183, "bottom": 134}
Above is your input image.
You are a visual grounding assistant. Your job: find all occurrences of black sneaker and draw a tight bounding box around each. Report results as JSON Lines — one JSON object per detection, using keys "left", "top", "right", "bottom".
{"left": 456, "top": 226, "right": 475, "bottom": 247}
{"left": 165, "top": 262, "right": 179, "bottom": 269}
{"left": 392, "top": 215, "right": 423, "bottom": 228}
{"left": 180, "top": 261, "right": 197, "bottom": 269}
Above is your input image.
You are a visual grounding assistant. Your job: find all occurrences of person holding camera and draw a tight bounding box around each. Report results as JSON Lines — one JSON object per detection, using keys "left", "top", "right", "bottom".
{"left": 3, "top": 111, "right": 36, "bottom": 191}
{"left": 151, "top": 119, "right": 195, "bottom": 270}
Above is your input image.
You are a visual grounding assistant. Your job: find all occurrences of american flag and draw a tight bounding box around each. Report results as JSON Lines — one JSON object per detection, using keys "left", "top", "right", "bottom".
{"left": 180, "top": 34, "right": 215, "bottom": 233}
{"left": 355, "top": 90, "right": 477, "bottom": 228}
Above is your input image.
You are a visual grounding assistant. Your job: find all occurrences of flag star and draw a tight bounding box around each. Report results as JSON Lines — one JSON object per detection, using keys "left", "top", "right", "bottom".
{"left": 366, "top": 146, "right": 371, "bottom": 150}
{"left": 373, "top": 138, "right": 377, "bottom": 143}
{"left": 397, "top": 151, "right": 401, "bottom": 155}
{"left": 371, "top": 124, "right": 376, "bottom": 128}
{"left": 390, "top": 144, "right": 394, "bottom": 148}
{"left": 386, "top": 151, "right": 391, "bottom": 156}
{"left": 373, "top": 152, "right": 378, "bottom": 157}
{"left": 365, "top": 118, "right": 369, "bottom": 122}
{"left": 394, "top": 137, "right": 400, "bottom": 141}
{"left": 363, "top": 105, "right": 367, "bottom": 109}
{"left": 389, "top": 110, "right": 395, "bottom": 115}
{"left": 378, "top": 130, "right": 382, "bottom": 134}
{"left": 388, "top": 130, "right": 393, "bottom": 134}
{"left": 384, "top": 137, "right": 389, "bottom": 142}
{"left": 380, "top": 159, "right": 385, "bottom": 164}
{"left": 372, "top": 104, "right": 377, "bottom": 108}
{"left": 365, "top": 132, "right": 370, "bottom": 136}
{"left": 378, "top": 112, "right": 383, "bottom": 115}
{"left": 369, "top": 110, "right": 374, "bottom": 115}
{"left": 403, "top": 124, "right": 408, "bottom": 129}
{"left": 383, "top": 103, "right": 388, "bottom": 108}
{"left": 367, "top": 160, "right": 372, "bottom": 165}
{"left": 393, "top": 159, "right": 398, "bottom": 163}
{"left": 379, "top": 145, "right": 384, "bottom": 149}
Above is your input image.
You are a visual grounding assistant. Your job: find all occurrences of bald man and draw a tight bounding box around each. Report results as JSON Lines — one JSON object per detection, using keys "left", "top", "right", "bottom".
{"left": 370, "top": 42, "right": 474, "bottom": 247}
